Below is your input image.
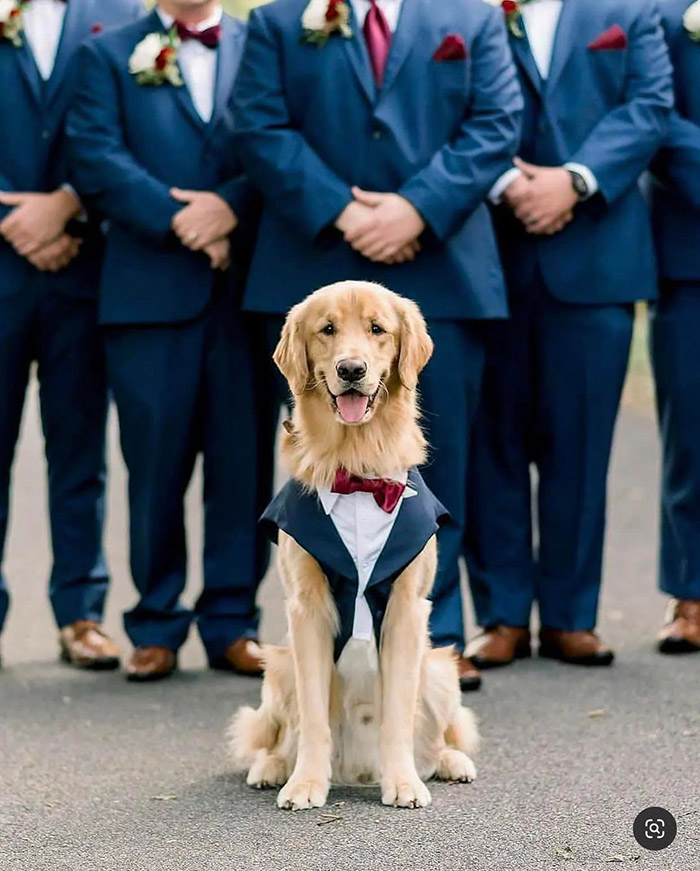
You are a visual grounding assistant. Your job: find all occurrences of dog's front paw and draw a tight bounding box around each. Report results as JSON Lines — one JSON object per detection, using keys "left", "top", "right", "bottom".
{"left": 276, "top": 775, "right": 329, "bottom": 810}
{"left": 435, "top": 749, "right": 477, "bottom": 784}
{"left": 381, "top": 770, "right": 432, "bottom": 809}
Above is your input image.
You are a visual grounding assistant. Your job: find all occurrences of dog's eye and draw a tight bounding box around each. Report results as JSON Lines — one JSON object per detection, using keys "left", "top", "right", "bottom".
{"left": 321, "top": 323, "right": 335, "bottom": 336}
{"left": 371, "top": 323, "right": 385, "bottom": 335}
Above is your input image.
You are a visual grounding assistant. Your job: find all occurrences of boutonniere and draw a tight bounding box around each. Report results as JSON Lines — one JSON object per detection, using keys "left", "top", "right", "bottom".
{"left": 0, "top": 0, "right": 29, "bottom": 48}
{"left": 301, "top": 0, "right": 352, "bottom": 47}
{"left": 129, "top": 29, "right": 183, "bottom": 87}
{"left": 684, "top": 0, "right": 700, "bottom": 41}
{"left": 484, "top": 0, "right": 533, "bottom": 39}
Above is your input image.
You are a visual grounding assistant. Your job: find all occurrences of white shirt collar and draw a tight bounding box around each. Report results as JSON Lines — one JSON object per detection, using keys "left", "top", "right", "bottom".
{"left": 317, "top": 470, "right": 414, "bottom": 516}
{"left": 157, "top": 6, "right": 223, "bottom": 32}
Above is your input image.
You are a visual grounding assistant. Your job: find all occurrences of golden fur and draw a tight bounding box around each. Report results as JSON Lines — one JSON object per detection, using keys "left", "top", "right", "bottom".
{"left": 228, "top": 281, "right": 479, "bottom": 810}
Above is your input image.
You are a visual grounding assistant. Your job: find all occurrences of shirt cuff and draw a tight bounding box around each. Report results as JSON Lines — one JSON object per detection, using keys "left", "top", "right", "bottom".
{"left": 564, "top": 163, "right": 599, "bottom": 199}
{"left": 488, "top": 168, "right": 523, "bottom": 204}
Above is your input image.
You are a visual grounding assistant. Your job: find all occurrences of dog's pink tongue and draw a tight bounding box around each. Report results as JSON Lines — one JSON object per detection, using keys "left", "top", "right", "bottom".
{"left": 336, "top": 392, "right": 369, "bottom": 423}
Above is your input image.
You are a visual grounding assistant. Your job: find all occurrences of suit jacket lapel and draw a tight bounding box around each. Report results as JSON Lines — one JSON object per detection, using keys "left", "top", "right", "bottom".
{"left": 45, "top": 0, "right": 88, "bottom": 106}
{"left": 545, "top": 0, "right": 581, "bottom": 94}
{"left": 343, "top": 5, "right": 376, "bottom": 105}
{"left": 209, "top": 17, "right": 243, "bottom": 134}
{"left": 14, "top": 39, "right": 43, "bottom": 108}
{"left": 510, "top": 29, "right": 542, "bottom": 97}
{"left": 380, "top": 0, "right": 423, "bottom": 96}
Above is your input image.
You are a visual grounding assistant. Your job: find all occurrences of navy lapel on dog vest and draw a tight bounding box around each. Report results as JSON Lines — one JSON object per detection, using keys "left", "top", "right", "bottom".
{"left": 261, "top": 468, "right": 450, "bottom": 661}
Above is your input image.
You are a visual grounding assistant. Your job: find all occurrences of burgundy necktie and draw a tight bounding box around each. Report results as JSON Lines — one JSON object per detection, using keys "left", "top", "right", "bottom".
{"left": 331, "top": 469, "right": 406, "bottom": 514}
{"left": 363, "top": 0, "right": 392, "bottom": 87}
{"left": 175, "top": 21, "right": 222, "bottom": 49}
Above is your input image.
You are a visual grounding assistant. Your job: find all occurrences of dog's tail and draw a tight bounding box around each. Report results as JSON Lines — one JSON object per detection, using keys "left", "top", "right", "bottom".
{"left": 226, "top": 705, "right": 279, "bottom": 771}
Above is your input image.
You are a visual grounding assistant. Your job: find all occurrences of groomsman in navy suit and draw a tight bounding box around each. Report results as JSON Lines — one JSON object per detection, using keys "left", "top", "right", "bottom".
{"left": 232, "top": 0, "right": 523, "bottom": 691}
{"left": 465, "top": 0, "right": 673, "bottom": 668}
{"left": 68, "top": 0, "right": 263, "bottom": 681}
{"left": 650, "top": 0, "right": 700, "bottom": 654}
{"left": 0, "top": 0, "right": 143, "bottom": 669}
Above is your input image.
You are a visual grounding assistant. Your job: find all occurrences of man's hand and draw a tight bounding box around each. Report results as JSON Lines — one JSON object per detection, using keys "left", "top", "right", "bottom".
{"left": 0, "top": 189, "right": 81, "bottom": 256}
{"left": 345, "top": 188, "right": 425, "bottom": 262}
{"left": 26, "top": 234, "right": 82, "bottom": 273}
{"left": 203, "top": 237, "right": 230, "bottom": 271}
{"left": 170, "top": 189, "right": 237, "bottom": 251}
{"left": 335, "top": 200, "right": 376, "bottom": 237}
{"left": 507, "top": 159, "right": 578, "bottom": 235}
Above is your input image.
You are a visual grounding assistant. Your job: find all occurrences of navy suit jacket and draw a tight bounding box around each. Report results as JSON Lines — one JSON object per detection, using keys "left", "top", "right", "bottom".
{"left": 232, "top": 0, "right": 523, "bottom": 320}
{"left": 0, "top": 0, "right": 143, "bottom": 299}
{"left": 650, "top": 0, "right": 700, "bottom": 283}
{"left": 67, "top": 10, "right": 258, "bottom": 326}
{"left": 494, "top": 0, "right": 673, "bottom": 305}
{"left": 261, "top": 468, "right": 449, "bottom": 660}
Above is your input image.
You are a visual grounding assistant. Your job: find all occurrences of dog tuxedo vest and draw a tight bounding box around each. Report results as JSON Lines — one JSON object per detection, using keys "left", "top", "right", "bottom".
{"left": 261, "top": 468, "right": 450, "bottom": 661}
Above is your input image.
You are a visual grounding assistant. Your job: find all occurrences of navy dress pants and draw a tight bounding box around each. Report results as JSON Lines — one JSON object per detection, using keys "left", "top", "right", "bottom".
{"left": 465, "top": 273, "right": 634, "bottom": 631}
{"left": 0, "top": 279, "right": 108, "bottom": 633}
{"left": 650, "top": 282, "right": 700, "bottom": 601}
{"left": 104, "top": 290, "right": 261, "bottom": 659}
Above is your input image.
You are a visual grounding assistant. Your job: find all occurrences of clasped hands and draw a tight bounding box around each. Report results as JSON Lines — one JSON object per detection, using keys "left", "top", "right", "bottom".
{"left": 0, "top": 188, "right": 83, "bottom": 272}
{"left": 336, "top": 187, "right": 425, "bottom": 265}
{"left": 170, "top": 188, "right": 237, "bottom": 271}
{"left": 501, "top": 158, "right": 579, "bottom": 236}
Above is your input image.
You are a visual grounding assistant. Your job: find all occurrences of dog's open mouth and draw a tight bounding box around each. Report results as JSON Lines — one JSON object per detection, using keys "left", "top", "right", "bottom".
{"left": 332, "top": 388, "right": 379, "bottom": 423}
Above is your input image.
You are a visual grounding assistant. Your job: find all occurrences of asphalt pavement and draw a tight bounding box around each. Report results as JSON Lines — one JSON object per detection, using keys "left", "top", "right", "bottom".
{"left": 1, "top": 373, "right": 698, "bottom": 871}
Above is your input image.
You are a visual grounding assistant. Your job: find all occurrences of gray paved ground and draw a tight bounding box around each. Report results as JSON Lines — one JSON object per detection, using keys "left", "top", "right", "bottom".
{"left": 1, "top": 368, "right": 699, "bottom": 871}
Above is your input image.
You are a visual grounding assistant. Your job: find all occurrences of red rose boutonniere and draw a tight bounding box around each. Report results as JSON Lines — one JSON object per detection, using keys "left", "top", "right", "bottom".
{"left": 301, "top": 0, "right": 352, "bottom": 47}
{"left": 485, "top": 0, "right": 534, "bottom": 39}
{"left": 0, "top": 0, "right": 29, "bottom": 48}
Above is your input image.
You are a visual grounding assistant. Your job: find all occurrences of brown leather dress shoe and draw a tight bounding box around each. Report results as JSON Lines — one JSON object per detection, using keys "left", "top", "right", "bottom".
{"left": 126, "top": 646, "right": 177, "bottom": 682}
{"left": 209, "top": 638, "right": 264, "bottom": 676}
{"left": 658, "top": 599, "right": 700, "bottom": 654}
{"left": 539, "top": 628, "right": 614, "bottom": 666}
{"left": 457, "top": 656, "right": 482, "bottom": 692}
{"left": 59, "top": 620, "right": 120, "bottom": 670}
{"left": 465, "top": 626, "right": 531, "bottom": 669}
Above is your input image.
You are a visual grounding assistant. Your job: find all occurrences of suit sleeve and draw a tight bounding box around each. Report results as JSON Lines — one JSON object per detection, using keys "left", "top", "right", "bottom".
{"left": 231, "top": 8, "right": 353, "bottom": 241}
{"left": 398, "top": 8, "right": 523, "bottom": 241}
{"left": 216, "top": 175, "right": 260, "bottom": 227}
{"left": 652, "top": 111, "right": 700, "bottom": 211}
{"left": 567, "top": 0, "right": 673, "bottom": 206}
{"left": 66, "top": 40, "right": 181, "bottom": 244}
{"left": 0, "top": 171, "right": 16, "bottom": 221}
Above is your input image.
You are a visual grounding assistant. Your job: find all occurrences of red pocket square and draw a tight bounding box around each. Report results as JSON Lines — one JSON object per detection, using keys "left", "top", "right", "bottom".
{"left": 588, "top": 24, "right": 628, "bottom": 50}
{"left": 433, "top": 34, "right": 468, "bottom": 61}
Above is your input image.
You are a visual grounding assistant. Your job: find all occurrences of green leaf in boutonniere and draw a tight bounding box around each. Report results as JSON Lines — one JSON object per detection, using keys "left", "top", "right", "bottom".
{"left": 484, "top": 0, "right": 535, "bottom": 39}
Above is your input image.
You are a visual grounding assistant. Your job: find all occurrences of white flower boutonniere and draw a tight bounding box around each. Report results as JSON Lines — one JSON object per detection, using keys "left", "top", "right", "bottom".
{"left": 0, "top": 0, "right": 28, "bottom": 48}
{"left": 301, "top": 0, "right": 352, "bottom": 47}
{"left": 129, "top": 29, "right": 183, "bottom": 87}
{"left": 683, "top": 0, "right": 700, "bottom": 41}
{"left": 484, "top": 0, "right": 534, "bottom": 39}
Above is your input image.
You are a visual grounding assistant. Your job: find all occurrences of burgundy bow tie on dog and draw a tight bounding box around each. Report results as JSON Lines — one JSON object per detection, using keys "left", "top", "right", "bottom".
{"left": 175, "top": 21, "right": 222, "bottom": 49}
{"left": 364, "top": 0, "right": 392, "bottom": 86}
{"left": 332, "top": 469, "right": 406, "bottom": 513}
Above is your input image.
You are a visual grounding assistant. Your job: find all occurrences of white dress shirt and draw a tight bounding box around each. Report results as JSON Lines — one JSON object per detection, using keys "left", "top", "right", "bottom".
{"left": 317, "top": 472, "right": 416, "bottom": 642}
{"left": 157, "top": 6, "right": 222, "bottom": 123}
{"left": 350, "top": 0, "right": 403, "bottom": 33}
{"left": 489, "top": 0, "right": 598, "bottom": 202}
{"left": 23, "top": 0, "right": 67, "bottom": 81}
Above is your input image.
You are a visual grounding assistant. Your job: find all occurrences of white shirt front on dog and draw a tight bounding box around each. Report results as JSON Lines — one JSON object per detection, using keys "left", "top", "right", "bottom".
{"left": 317, "top": 472, "right": 416, "bottom": 643}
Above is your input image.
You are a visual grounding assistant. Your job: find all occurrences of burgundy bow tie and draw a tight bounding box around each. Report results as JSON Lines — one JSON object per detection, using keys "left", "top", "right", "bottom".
{"left": 175, "top": 21, "right": 222, "bottom": 49}
{"left": 331, "top": 469, "right": 406, "bottom": 514}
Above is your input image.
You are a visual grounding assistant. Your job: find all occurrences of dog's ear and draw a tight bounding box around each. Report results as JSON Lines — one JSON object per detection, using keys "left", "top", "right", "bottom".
{"left": 274, "top": 304, "right": 309, "bottom": 395}
{"left": 398, "top": 298, "right": 433, "bottom": 390}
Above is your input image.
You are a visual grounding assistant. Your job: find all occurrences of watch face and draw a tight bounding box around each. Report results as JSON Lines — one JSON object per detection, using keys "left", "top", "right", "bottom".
{"left": 570, "top": 172, "right": 588, "bottom": 197}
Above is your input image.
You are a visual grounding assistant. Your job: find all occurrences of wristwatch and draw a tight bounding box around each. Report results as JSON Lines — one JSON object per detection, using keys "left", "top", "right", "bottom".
{"left": 568, "top": 169, "right": 590, "bottom": 200}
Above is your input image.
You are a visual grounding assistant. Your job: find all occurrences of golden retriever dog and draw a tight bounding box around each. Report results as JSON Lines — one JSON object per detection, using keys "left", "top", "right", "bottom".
{"left": 229, "top": 281, "right": 478, "bottom": 810}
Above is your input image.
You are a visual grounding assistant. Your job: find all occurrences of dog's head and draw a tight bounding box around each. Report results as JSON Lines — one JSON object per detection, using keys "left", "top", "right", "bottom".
{"left": 274, "top": 281, "right": 433, "bottom": 426}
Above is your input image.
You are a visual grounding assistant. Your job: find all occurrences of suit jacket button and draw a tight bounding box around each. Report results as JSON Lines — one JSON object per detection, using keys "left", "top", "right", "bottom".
{"left": 372, "top": 129, "right": 382, "bottom": 140}
{"left": 42, "top": 130, "right": 50, "bottom": 140}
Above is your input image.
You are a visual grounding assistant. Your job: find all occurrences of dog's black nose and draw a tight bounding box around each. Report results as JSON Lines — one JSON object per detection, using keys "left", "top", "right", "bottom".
{"left": 336, "top": 358, "right": 367, "bottom": 384}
